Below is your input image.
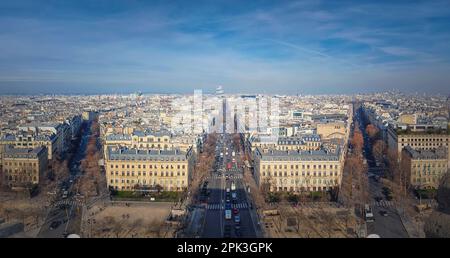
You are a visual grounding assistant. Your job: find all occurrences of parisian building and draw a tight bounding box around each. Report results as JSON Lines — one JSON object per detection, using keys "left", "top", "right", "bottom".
{"left": 105, "top": 146, "right": 195, "bottom": 191}
{"left": 1, "top": 146, "right": 48, "bottom": 189}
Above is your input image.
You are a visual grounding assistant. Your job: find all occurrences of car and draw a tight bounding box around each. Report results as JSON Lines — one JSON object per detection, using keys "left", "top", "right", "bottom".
{"left": 231, "top": 192, "right": 237, "bottom": 200}
{"left": 225, "top": 203, "right": 232, "bottom": 210}
{"left": 379, "top": 210, "right": 388, "bottom": 217}
{"left": 234, "top": 215, "right": 240, "bottom": 224}
{"left": 233, "top": 208, "right": 239, "bottom": 215}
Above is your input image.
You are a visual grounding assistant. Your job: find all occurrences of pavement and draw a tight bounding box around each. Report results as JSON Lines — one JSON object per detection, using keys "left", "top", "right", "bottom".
{"left": 357, "top": 109, "right": 409, "bottom": 238}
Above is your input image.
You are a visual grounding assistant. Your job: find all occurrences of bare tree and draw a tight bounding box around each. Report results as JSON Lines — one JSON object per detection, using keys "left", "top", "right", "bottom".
{"left": 365, "top": 124, "right": 379, "bottom": 140}
{"left": 372, "top": 140, "right": 386, "bottom": 163}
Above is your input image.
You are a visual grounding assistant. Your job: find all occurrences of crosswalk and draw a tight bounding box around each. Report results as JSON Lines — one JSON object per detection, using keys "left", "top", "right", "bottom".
{"left": 371, "top": 200, "right": 395, "bottom": 208}
{"left": 210, "top": 174, "right": 243, "bottom": 179}
{"left": 53, "top": 199, "right": 82, "bottom": 207}
{"left": 207, "top": 202, "right": 248, "bottom": 210}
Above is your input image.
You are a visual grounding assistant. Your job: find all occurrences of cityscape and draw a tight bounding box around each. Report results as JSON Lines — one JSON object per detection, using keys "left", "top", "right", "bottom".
{"left": 0, "top": 1, "right": 450, "bottom": 242}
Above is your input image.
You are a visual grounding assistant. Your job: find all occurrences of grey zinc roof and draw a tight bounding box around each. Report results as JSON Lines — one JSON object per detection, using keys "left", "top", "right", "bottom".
{"left": 3, "top": 146, "right": 46, "bottom": 158}
{"left": 108, "top": 147, "right": 187, "bottom": 161}
{"left": 106, "top": 134, "right": 132, "bottom": 141}
{"left": 404, "top": 146, "right": 448, "bottom": 160}
{"left": 257, "top": 147, "right": 340, "bottom": 161}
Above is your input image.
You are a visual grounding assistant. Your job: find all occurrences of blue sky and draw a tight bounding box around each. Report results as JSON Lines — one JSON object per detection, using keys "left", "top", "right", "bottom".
{"left": 1, "top": 0, "right": 450, "bottom": 94}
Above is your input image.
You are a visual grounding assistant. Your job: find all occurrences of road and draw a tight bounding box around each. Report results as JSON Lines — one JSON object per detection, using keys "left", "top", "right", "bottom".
{"left": 201, "top": 133, "right": 259, "bottom": 238}
{"left": 37, "top": 120, "right": 92, "bottom": 238}
{"left": 356, "top": 107, "right": 409, "bottom": 238}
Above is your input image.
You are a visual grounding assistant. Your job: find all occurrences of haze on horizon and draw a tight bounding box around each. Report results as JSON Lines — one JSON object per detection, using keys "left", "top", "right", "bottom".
{"left": 1, "top": 0, "right": 450, "bottom": 95}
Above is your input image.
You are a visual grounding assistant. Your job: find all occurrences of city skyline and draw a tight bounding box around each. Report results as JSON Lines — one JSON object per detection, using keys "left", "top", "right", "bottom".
{"left": 1, "top": 0, "right": 450, "bottom": 95}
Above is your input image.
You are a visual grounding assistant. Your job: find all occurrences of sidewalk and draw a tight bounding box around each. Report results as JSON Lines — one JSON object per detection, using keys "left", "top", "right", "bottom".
{"left": 396, "top": 207, "right": 425, "bottom": 238}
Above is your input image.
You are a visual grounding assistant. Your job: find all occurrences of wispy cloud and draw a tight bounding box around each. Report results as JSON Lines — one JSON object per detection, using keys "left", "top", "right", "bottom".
{"left": 0, "top": 0, "right": 449, "bottom": 94}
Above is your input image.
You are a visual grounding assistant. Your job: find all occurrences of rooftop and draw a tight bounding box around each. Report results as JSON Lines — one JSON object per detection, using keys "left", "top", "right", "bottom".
{"left": 107, "top": 146, "right": 189, "bottom": 161}
{"left": 256, "top": 147, "right": 340, "bottom": 161}
{"left": 3, "top": 146, "right": 46, "bottom": 159}
{"left": 404, "top": 146, "right": 448, "bottom": 160}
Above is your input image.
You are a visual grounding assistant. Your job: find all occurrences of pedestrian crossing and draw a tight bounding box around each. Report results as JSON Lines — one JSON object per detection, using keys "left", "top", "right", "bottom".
{"left": 371, "top": 200, "right": 395, "bottom": 208}
{"left": 207, "top": 202, "right": 248, "bottom": 210}
{"left": 53, "top": 199, "right": 82, "bottom": 207}
{"left": 210, "top": 174, "right": 243, "bottom": 179}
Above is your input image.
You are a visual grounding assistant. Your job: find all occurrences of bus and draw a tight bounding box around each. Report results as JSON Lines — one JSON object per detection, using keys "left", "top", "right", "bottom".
{"left": 364, "top": 204, "right": 374, "bottom": 222}
{"left": 225, "top": 209, "right": 232, "bottom": 220}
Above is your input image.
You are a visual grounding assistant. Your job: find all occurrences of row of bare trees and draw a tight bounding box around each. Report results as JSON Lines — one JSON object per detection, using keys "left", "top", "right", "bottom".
{"left": 191, "top": 133, "right": 217, "bottom": 202}
{"left": 77, "top": 119, "right": 102, "bottom": 197}
{"left": 340, "top": 123, "right": 369, "bottom": 207}
{"left": 363, "top": 118, "right": 410, "bottom": 205}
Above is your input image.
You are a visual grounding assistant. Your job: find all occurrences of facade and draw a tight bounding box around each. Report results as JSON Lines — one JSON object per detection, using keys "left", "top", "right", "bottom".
{"left": 1, "top": 146, "right": 48, "bottom": 188}
{"left": 387, "top": 125, "right": 450, "bottom": 165}
{"left": 103, "top": 130, "right": 196, "bottom": 158}
{"left": 105, "top": 146, "right": 195, "bottom": 191}
{"left": 0, "top": 132, "right": 57, "bottom": 160}
{"left": 253, "top": 147, "right": 343, "bottom": 192}
{"left": 66, "top": 114, "right": 82, "bottom": 140}
{"left": 316, "top": 121, "right": 346, "bottom": 140}
{"left": 18, "top": 123, "right": 68, "bottom": 158}
{"left": 250, "top": 135, "right": 321, "bottom": 152}
{"left": 402, "top": 146, "right": 448, "bottom": 189}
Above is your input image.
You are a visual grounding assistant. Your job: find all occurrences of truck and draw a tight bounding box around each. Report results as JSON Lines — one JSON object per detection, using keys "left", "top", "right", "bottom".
{"left": 225, "top": 209, "right": 232, "bottom": 220}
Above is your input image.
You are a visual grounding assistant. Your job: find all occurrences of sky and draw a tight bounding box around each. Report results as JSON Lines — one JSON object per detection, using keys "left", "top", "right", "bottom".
{"left": 0, "top": 0, "right": 450, "bottom": 95}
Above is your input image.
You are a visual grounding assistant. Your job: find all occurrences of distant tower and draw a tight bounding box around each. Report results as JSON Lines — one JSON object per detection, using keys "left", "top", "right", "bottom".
{"left": 216, "top": 85, "right": 224, "bottom": 96}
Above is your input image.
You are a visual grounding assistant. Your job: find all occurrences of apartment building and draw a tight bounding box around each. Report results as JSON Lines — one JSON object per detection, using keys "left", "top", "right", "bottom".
{"left": 253, "top": 147, "right": 343, "bottom": 192}
{"left": 316, "top": 121, "right": 346, "bottom": 140}
{"left": 105, "top": 146, "right": 195, "bottom": 191}
{"left": 0, "top": 132, "right": 57, "bottom": 160}
{"left": 18, "top": 123, "right": 69, "bottom": 156}
{"left": 103, "top": 130, "right": 197, "bottom": 157}
{"left": 249, "top": 135, "right": 322, "bottom": 152}
{"left": 1, "top": 146, "right": 48, "bottom": 189}
{"left": 387, "top": 125, "right": 450, "bottom": 165}
{"left": 105, "top": 130, "right": 170, "bottom": 148}
{"left": 402, "top": 146, "right": 448, "bottom": 189}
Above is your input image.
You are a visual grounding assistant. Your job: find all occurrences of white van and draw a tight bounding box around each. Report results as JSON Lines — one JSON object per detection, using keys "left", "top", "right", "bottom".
{"left": 365, "top": 204, "right": 374, "bottom": 222}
